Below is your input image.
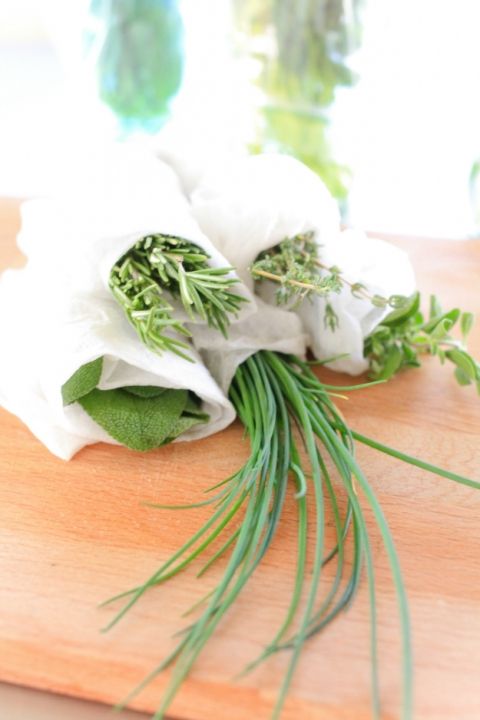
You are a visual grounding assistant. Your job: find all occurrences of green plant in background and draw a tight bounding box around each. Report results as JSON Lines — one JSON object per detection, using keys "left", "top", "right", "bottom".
{"left": 87, "top": 0, "right": 184, "bottom": 132}
{"left": 234, "top": 0, "right": 364, "bottom": 203}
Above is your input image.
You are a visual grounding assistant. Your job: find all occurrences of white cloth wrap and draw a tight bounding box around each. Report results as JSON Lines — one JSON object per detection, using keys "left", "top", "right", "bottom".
{"left": 17, "top": 144, "right": 253, "bottom": 319}
{"left": 190, "top": 299, "right": 308, "bottom": 394}
{"left": 191, "top": 154, "right": 341, "bottom": 288}
{"left": 189, "top": 153, "right": 415, "bottom": 375}
{"left": 0, "top": 259, "right": 235, "bottom": 461}
{"left": 296, "top": 229, "right": 416, "bottom": 374}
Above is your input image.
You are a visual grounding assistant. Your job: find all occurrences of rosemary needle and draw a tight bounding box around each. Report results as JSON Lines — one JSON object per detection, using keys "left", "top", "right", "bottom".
{"left": 110, "top": 234, "right": 247, "bottom": 359}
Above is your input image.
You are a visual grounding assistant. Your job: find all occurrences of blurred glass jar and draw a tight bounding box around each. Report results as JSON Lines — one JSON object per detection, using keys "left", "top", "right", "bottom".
{"left": 85, "top": 0, "right": 184, "bottom": 134}
{"left": 233, "top": 0, "right": 364, "bottom": 203}
{"left": 44, "top": 0, "right": 362, "bottom": 202}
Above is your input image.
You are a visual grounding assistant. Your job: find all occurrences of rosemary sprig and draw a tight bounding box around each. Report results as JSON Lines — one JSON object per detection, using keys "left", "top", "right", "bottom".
{"left": 365, "top": 292, "right": 480, "bottom": 388}
{"left": 110, "top": 234, "right": 247, "bottom": 360}
{"left": 250, "top": 232, "right": 407, "bottom": 327}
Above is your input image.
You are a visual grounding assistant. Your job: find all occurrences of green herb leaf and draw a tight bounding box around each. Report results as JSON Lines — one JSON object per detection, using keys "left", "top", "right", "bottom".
{"left": 365, "top": 293, "right": 479, "bottom": 390}
{"left": 124, "top": 386, "right": 168, "bottom": 398}
{"left": 445, "top": 349, "right": 478, "bottom": 381}
{"left": 376, "top": 344, "right": 403, "bottom": 380}
{"left": 461, "top": 312, "right": 474, "bottom": 342}
{"left": 381, "top": 292, "right": 420, "bottom": 327}
{"left": 78, "top": 387, "right": 188, "bottom": 451}
{"left": 61, "top": 357, "right": 103, "bottom": 406}
{"left": 454, "top": 367, "right": 472, "bottom": 386}
{"left": 429, "top": 294, "right": 443, "bottom": 319}
{"left": 430, "top": 317, "right": 454, "bottom": 341}
{"left": 166, "top": 412, "right": 209, "bottom": 440}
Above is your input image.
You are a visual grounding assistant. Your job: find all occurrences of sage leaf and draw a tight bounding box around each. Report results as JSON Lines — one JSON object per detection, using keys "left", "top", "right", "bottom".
{"left": 166, "top": 412, "right": 210, "bottom": 442}
{"left": 62, "top": 357, "right": 103, "bottom": 406}
{"left": 78, "top": 387, "right": 188, "bottom": 451}
{"left": 124, "top": 386, "right": 168, "bottom": 398}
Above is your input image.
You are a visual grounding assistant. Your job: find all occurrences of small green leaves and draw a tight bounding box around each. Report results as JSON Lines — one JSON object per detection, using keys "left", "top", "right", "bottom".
{"left": 374, "top": 344, "right": 403, "bottom": 381}
{"left": 62, "top": 357, "right": 103, "bottom": 406}
{"left": 365, "top": 293, "right": 480, "bottom": 390}
{"left": 445, "top": 348, "right": 478, "bottom": 381}
{"left": 250, "top": 231, "right": 342, "bottom": 308}
{"left": 61, "top": 359, "right": 209, "bottom": 448}
{"left": 110, "top": 234, "right": 247, "bottom": 360}
{"left": 461, "top": 312, "right": 474, "bottom": 342}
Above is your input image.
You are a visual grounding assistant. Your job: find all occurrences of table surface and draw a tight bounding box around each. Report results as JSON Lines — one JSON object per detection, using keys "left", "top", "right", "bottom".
{"left": 0, "top": 199, "right": 479, "bottom": 720}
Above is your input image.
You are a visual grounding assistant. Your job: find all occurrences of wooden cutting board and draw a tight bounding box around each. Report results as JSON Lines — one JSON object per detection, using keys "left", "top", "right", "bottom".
{"left": 1, "top": 199, "right": 479, "bottom": 720}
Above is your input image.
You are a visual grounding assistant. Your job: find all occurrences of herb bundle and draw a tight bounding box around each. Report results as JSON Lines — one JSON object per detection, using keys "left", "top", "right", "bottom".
{"left": 104, "top": 226, "right": 479, "bottom": 718}
{"left": 99, "top": 154, "right": 479, "bottom": 719}
{"left": 2, "top": 147, "right": 479, "bottom": 720}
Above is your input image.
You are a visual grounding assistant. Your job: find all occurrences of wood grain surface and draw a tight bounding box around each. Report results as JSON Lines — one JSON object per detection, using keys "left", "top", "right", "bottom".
{"left": 0, "top": 199, "right": 479, "bottom": 720}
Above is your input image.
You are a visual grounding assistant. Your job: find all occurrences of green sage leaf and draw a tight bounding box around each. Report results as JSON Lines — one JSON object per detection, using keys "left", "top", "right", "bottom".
{"left": 62, "top": 357, "right": 103, "bottom": 406}
{"left": 124, "top": 386, "right": 168, "bottom": 398}
{"left": 166, "top": 412, "right": 210, "bottom": 442}
{"left": 78, "top": 387, "right": 188, "bottom": 451}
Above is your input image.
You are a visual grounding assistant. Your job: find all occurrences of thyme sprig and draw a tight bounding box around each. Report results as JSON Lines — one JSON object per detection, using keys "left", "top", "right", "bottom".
{"left": 110, "top": 234, "right": 247, "bottom": 360}
{"left": 251, "top": 234, "right": 480, "bottom": 389}
{"left": 365, "top": 292, "right": 480, "bottom": 388}
{"left": 250, "top": 232, "right": 407, "bottom": 327}
{"left": 250, "top": 231, "right": 343, "bottom": 306}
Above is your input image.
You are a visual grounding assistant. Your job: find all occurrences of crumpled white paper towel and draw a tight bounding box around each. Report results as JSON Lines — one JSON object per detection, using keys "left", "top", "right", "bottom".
{"left": 189, "top": 153, "right": 415, "bottom": 374}
{"left": 190, "top": 298, "right": 308, "bottom": 393}
{"left": 191, "top": 153, "right": 341, "bottom": 288}
{"left": 0, "top": 261, "right": 235, "bottom": 460}
{"left": 17, "top": 144, "right": 254, "bottom": 322}
{"left": 296, "top": 229, "right": 416, "bottom": 373}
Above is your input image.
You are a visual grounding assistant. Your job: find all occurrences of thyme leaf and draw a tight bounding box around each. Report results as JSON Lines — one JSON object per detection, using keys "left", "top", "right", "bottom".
{"left": 250, "top": 231, "right": 407, "bottom": 322}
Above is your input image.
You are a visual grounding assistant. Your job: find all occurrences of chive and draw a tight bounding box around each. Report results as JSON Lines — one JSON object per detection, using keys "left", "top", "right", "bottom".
{"left": 102, "top": 351, "right": 479, "bottom": 720}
